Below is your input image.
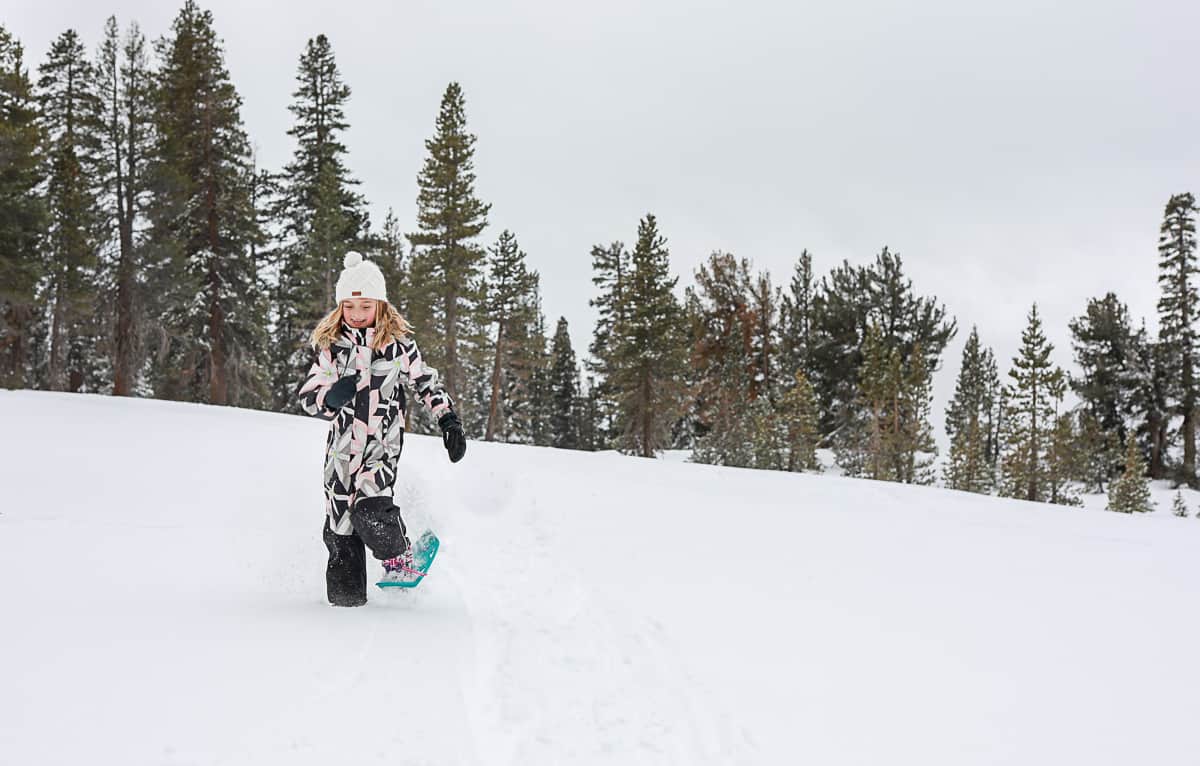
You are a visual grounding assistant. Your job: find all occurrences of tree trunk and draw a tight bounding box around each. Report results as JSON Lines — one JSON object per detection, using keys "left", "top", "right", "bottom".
{"left": 114, "top": 217, "right": 135, "bottom": 395}
{"left": 208, "top": 264, "right": 227, "bottom": 405}
{"left": 113, "top": 144, "right": 135, "bottom": 396}
{"left": 1028, "top": 381, "right": 1039, "bottom": 502}
{"left": 445, "top": 285, "right": 459, "bottom": 401}
{"left": 204, "top": 100, "right": 227, "bottom": 406}
{"left": 641, "top": 370, "right": 652, "bottom": 458}
{"left": 1149, "top": 413, "right": 1166, "bottom": 479}
{"left": 48, "top": 269, "right": 67, "bottom": 392}
{"left": 1183, "top": 356, "right": 1196, "bottom": 487}
{"left": 1, "top": 304, "right": 30, "bottom": 387}
{"left": 114, "top": 56, "right": 141, "bottom": 397}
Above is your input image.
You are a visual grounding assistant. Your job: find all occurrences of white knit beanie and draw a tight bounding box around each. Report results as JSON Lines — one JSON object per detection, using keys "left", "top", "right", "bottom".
{"left": 335, "top": 251, "right": 388, "bottom": 304}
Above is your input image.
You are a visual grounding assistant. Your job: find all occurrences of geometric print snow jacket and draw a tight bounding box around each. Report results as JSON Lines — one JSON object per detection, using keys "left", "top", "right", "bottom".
{"left": 296, "top": 321, "right": 453, "bottom": 535}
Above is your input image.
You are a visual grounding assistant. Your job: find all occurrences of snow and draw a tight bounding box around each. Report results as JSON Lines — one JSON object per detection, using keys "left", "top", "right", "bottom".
{"left": 3, "top": 389, "right": 1200, "bottom": 764}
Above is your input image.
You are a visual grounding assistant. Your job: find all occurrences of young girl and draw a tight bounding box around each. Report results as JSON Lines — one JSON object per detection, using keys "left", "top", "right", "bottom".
{"left": 297, "top": 251, "right": 467, "bottom": 607}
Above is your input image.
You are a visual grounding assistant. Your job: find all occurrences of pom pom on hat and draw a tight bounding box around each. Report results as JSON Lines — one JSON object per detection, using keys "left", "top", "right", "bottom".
{"left": 335, "top": 250, "right": 388, "bottom": 304}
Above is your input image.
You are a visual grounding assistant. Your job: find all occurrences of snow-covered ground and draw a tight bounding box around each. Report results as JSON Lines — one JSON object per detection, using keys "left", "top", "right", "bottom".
{"left": 3, "top": 390, "right": 1199, "bottom": 765}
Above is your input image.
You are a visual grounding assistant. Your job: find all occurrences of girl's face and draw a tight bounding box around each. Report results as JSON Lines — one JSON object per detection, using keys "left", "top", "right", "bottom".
{"left": 342, "top": 299, "right": 378, "bottom": 329}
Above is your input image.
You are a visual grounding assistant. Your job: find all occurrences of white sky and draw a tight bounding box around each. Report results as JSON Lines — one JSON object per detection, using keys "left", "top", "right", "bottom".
{"left": 11, "top": 0, "right": 1200, "bottom": 443}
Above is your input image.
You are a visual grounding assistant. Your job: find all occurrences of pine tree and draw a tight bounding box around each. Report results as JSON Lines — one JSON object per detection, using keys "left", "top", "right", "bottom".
{"left": 1068, "top": 293, "right": 1139, "bottom": 483}
{"left": 609, "top": 214, "right": 689, "bottom": 457}
{"left": 573, "top": 377, "right": 602, "bottom": 451}
{"left": 1172, "top": 490, "right": 1188, "bottom": 517}
{"left": 1045, "top": 385, "right": 1081, "bottom": 506}
{"left": 1075, "top": 410, "right": 1120, "bottom": 493}
{"left": 96, "top": 17, "right": 153, "bottom": 396}
{"left": 835, "top": 322, "right": 936, "bottom": 483}
{"left": 747, "top": 270, "right": 778, "bottom": 402}
{"left": 982, "top": 347, "right": 1003, "bottom": 474}
{"left": 901, "top": 344, "right": 937, "bottom": 484}
{"left": 482, "top": 229, "right": 539, "bottom": 441}
{"left": 810, "top": 260, "right": 867, "bottom": 436}
{"left": 522, "top": 305, "right": 551, "bottom": 447}
{"left": 779, "top": 249, "right": 815, "bottom": 383}
{"left": 145, "top": 0, "right": 265, "bottom": 406}
{"left": 36, "top": 29, "right": 106, "bottom": 392}
{"left": 1129, "top": 322, "right": 1171, "bottom": 479}
{"left": 944, "top": 327, "right": 997, "bottom": 493}
{"left": 269, "top": 33, "right": 365, "bottom": 411}
{"left": 779, "top": 369, "right": 820, "bottom": 472}
{"left": 837, "top": 323, "right": 894, "bottom": 479}
{"left": 999, "top": 304, "right": 1065, "bottom": 503}
{"left": 374, "top": 208, "right": 405, "bottom": 312}
{"left": 748, "top": 394, "right": 787, "bottom": 470}
{"left": 688, "top": 251, "right": 755, "bottom": 466}
{"left": 507, "top": 283, "right": 550, "bottom": 444}
{"left": 547, "top": 317, "right": 581, "bottom": 449}
{"left": 586, "top": 240, "right": 629, "bottom": 446}
{"left": 407, "top": 82, "right": 491, "bottom": 409}
{"left": 810, "top": 249, "right": 955, "bottom": 441}
{"left": 1157, "top": 192, "right": 1199, "bottom": 487}
{"left": 1107, "top": 432, "right": 1154, "bottom": 513}
{"left": 0, "top": 26, "right": 46, "bottom": 388}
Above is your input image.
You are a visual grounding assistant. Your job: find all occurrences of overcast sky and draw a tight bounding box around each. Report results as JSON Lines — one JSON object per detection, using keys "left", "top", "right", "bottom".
{"left": 11, "top": 0, "right": 1200, "bottom": 442}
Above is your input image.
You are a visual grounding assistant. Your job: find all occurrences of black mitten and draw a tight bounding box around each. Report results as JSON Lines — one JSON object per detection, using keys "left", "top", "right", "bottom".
{"left": 438, "top": 410, "right": 467, "bottom": 463}
{"left": 323, "top": 374, "right": 359, "bottom": 412}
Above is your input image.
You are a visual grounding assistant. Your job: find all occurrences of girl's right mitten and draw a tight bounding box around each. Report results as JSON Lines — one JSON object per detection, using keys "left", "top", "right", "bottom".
{"left": 323, "top": 373, "right": 359, "bottom": 412}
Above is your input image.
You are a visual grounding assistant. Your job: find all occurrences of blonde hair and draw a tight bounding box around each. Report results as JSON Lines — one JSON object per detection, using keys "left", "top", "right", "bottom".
{"left": 309, "top": 301, "right": 413, "bottom": 351}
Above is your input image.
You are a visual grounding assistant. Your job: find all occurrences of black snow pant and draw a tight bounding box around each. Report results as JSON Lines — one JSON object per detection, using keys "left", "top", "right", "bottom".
{"left": 323, "top": 497, "right": 409, "bottom": 607}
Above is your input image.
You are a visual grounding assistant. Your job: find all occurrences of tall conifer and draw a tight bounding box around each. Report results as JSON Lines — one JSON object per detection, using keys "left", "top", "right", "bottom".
{"left": 482, "top": 229, "right": 539, "bottom": 441}
{"left": 779, "top": 369, "right": 820, "bottom": 472}
{"left": 810, "top": 249, "right": 954, "bottom": 440}
{"left": 547, "top": 317, "right": 581, "bottom": 449}
{"left": 610, "top": 214, "right": 688, "bottom": 457}
{"left": 145, "top": 0, "right": 265, "bottom": 406}
{"left": 374, "top": 208, "right": 405, "bottom": 312}
{"left": 0, "top": 26, "right": 45, "bottom": 388}
{"left": 1068, "top": 293, "right": 1139, "bottom": 481}
{"left": 574, "top": 377, "right": 602, "bottom": 452}
{"left": 747, "top": 270, "right": 778, "bottom": 402}
{"left": 36, "top": 29, "right": 105, "bottom": 392}
{"left": 901, "top": 344, "right": 937, "bottom": 484}
{"left": 270, "top": 33, "right": 365, "bottom": 411}
{"left": 97, "top": 17, "right": 153, "bottom": 396}
{"left": 1129, "top": 323, "right": 1171, "bottom": 479}
{"left": 779, "top": 249, "right": 815, "bottom": 382}
{"left": 407, "top": 82, "right": 491, "bottom": 408}
{"left": 522, "top": 305, "right": 551, "bottom": 447}
{"left": 999, "top": 304, "right": 1065, "bottom": 502}
{"left": 944, "top": 327, "right": 998, "bottom": 493}
{"left": 586, "top": 240, "right": 629, "bottom": 446}
{"left": 1156, "top": 192, "right": 1199, "bottom": 487}
{"left": 688, "top": 251, "right": 755, "bottom": 466}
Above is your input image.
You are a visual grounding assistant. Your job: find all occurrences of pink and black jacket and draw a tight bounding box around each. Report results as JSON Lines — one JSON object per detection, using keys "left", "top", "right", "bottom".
{"left": 297, "top": 322, "right": 452, "bottom": 535}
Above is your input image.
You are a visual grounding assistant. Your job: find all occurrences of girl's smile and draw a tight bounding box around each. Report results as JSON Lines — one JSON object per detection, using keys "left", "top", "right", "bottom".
{"left": 342, "top": 298, "right": 377, "bottom": 329}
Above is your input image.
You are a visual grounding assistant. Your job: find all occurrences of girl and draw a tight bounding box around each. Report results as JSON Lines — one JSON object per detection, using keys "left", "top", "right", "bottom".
{"left": 297, "top": 251, "right": 466, "bottom": 607}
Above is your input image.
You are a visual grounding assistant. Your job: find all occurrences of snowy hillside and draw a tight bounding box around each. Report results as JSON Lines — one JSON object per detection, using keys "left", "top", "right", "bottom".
{"left": 3, "top": 390, "right": 1199, "bottom": 765}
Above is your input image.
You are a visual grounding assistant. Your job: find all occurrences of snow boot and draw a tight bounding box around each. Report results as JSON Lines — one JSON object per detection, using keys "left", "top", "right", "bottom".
{"left": 379, "top": 548, "right": 421, "bottom": 587}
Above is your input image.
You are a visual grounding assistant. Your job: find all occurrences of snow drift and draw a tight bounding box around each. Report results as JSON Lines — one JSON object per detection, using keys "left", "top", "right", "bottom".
{"left": 2, "top": 390, "right": 1198, "bottom": 765}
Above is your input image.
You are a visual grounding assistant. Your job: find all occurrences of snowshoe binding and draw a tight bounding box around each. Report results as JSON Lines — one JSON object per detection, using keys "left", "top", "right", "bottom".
{"left": 376, "top": 530, "right": 440, "bottom": 589}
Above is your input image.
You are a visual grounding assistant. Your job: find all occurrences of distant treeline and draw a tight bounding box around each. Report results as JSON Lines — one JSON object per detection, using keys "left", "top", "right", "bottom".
{"left": 0, "top": 3, "right": 1195, "bottom": 513}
